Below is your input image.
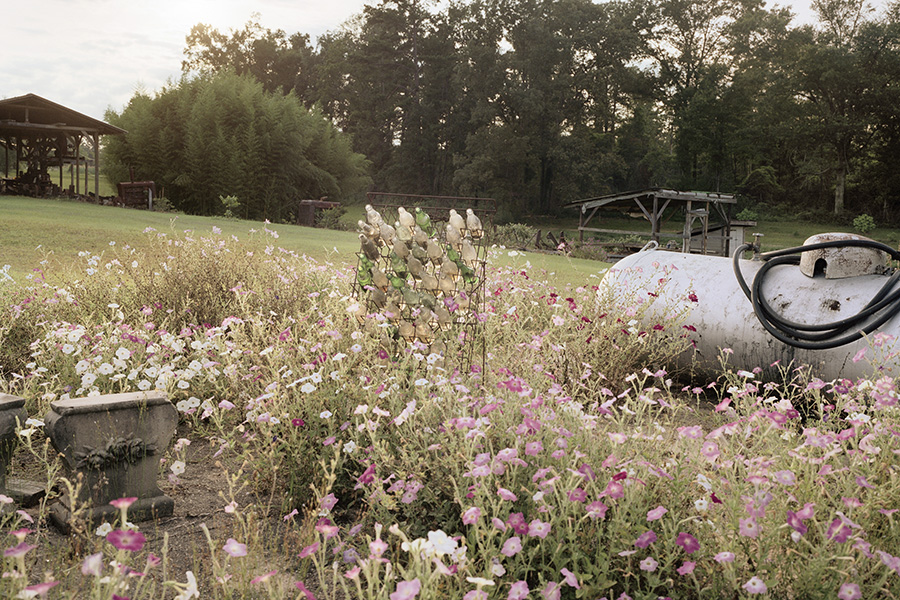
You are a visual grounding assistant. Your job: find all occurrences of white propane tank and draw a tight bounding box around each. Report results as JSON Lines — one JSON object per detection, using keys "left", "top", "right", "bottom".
{"left": 599, "top": 238, "right": 900, "bottom": 382}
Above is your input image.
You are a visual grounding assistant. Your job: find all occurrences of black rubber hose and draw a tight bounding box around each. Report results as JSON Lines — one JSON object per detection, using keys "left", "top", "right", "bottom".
{"left": 732, "top": 239, "right": 900, "bottom": 350}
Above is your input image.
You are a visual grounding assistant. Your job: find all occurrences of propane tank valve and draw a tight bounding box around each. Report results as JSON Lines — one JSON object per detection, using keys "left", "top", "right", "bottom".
{"left": 751, "top": 233, "right": 764, "bottom": 260}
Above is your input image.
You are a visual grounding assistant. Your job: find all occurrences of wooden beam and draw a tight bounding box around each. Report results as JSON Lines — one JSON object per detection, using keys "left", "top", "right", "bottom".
{"left": 93, "top": 133, "right": 99, "bottom": 199}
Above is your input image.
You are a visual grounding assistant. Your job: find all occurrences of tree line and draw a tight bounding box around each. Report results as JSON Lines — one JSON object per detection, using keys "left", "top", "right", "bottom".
{"left": 108, "top": 0, "right": 900, "bottom": 222}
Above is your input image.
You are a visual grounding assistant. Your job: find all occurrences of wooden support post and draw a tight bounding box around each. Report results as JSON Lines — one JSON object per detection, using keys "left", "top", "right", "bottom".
{"left": 579, "top": 208, "right": 583, "bottom": 244}
{"left": 93, "top": 132, "right": 99, "bottom": 199}
{"left": 75, "top": 138, "right": 80, "bottom": 195}
{"left": 682, "top": 200, "right": 692, "bottom": 253}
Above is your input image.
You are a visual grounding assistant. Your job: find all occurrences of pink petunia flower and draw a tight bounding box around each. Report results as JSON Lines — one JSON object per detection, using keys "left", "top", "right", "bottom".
{"left": 107, "top": 529, "right": 146, "bottom": 552}
{"left": 23, "top": 581, "right": 59, "bottom": 597}
{"left": 700, "top": 441, "right": 720, "bottom": 461}
{"left": 462, "top": 507, "right": 482, "bottom": 525}
{"left": 742, "top": 576, "right": 768, "bottom": 594}
{"left": 295, "top": 580, "right": 317, "bottom": 600}
{"left": 634, "top": 530, "right": 657, "bottom": 549}
{"left": 507, "top": 513, "right": 528, "bottom": 534}
{"left": 299, "top": 542, "right": 319, "bottom": 559}
{"left": 4, "top": 542, "right": 36, "bottom": 558}
{"left": 787, "top": 510, "right": 807, "bottom": 536}
{"left": 508, "top": 581, "right": 530, "bottom": 600}
{"left": 223, "top": 538, "right": 247, "bottom": 558}
{"left": 604, "top": 480, "right": 624, "bottom": 499}
{"left": 640, "top": 557, "right": 659, "bottom": 572}
{"left": 541, "top": 581, "right": 561, "bottom": 600}
{"left": 109, "top": 497, "right": 138, "bottom": 510}
{"left": 827, "top": 518, "right": 852, "bottom": 543}
{"left": 560, "top": 568, "right": 580, "bottom": 589}
{"left": 251, "top": 570, "right": 278, "bottom": 585}
{"left": 739, "top": 517, "right": 760, "bottom": 539}
{"left": 675, "top": 532, "right": 700, "bottom": 554}
{"left": 773, "top": 470, "right": 796, "bottom": 486}
{"left": 714, "top": 551, "right": 735, "bottom": 563}
{"left": 391, "top": 578, "right": 422, "bottom": 600}
{"left": 647, "top": 505, "right": 667, "bottom": 521}
{"left": 838, "top": 583, "right": 862, "bottom": 600}
{"left": 528, "top": 519, "right": 551, "bottom": 539}
{"left": 321, "top": 493, "right": 338, "bottom": 511}
{"left": 677, "top": 561, "right": 696, "bottom": 575}
{"left": 501, "top": 536, "right": 523, "bottom": 557}
{"left": 82, "top": 552, "right": 103, "bottom": 576}
{"left": 497, "top": 488, "right": 518, "bottom": 502}
{"left": 586, "top": 500, "right": 608, "bottom": 520}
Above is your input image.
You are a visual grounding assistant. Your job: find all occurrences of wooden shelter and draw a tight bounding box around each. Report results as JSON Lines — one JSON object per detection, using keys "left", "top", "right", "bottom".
{"left": 567, "top": 188, "right": 746, "bottom": 257}
{"left": 0, "top": 94, "right": 126, "bottom": 199}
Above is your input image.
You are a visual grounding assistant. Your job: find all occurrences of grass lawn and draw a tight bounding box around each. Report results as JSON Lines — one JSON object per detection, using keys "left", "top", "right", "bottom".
{"left": 4, "top": 194, "right": 897, "bottom": 290}
{"left": 1, "top": 196, "right": 609, "bottom": 289}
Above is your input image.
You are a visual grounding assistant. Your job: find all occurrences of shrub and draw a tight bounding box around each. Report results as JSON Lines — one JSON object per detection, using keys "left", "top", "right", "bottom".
{"left": 853, "top": 213, "right": 876, "bottom": 234}
{"left": 492, "top": 223, "right": 537, "bottom": 248}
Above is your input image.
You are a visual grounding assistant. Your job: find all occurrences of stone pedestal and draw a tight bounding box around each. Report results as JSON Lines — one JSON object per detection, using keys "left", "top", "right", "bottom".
{"left": 45, "top": 392, "right": 177, "bottom": 532}
{"left": 0, "top": 394, "right": 28, "bottom": 498}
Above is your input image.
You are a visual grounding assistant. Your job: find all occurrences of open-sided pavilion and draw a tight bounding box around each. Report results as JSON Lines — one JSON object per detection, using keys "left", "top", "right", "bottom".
{"left": 0, "top": 94, "right": 126, "bottom": 199}
{"left": 567, "top": 188, "right": 750, "bottom": 257}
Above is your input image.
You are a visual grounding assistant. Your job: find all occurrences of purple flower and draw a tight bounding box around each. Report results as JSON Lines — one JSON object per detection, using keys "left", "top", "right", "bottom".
{"left": 856, "top": 475, "right": 875, "bottom": 489}
{"left": 827, "top": 518, "right": 852, "bottom": 543}
{"left": 501, "top": 536, "right": 523, "bottom": 557}
{"left": 107, "top": 529, "right": 146, "bottom": 552}
{"left": 507, "top": 513, "right": 528, "bottom": 534}
{"left": 876, "top": 550, "right": 900, "bottom": 574}
{"left": 676, "top": 532, "right": 700, "bottom": 554}
{"left": 677, "top": 561, "right": 696, "bottom": 576}
{"left": 787, "top": 510, "right": 807, "bottom": 535}
{"left": 634, "top": 530, "right": 657, "bottom": 549}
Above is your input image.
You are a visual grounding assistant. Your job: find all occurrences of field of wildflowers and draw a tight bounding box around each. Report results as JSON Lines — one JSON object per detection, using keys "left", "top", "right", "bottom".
{"left": 0, "top": 224, "right": 898, "bottom": 599}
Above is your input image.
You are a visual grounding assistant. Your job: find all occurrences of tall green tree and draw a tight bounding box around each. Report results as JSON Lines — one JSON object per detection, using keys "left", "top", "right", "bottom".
{"left": 105, "top": 73, "right": 370, "bottom": 220}
{"left": 791, "top": 0, "right": 900, "bottom": 214}
{"left": 183, "top": 15, "right": 317, "bottom": 101}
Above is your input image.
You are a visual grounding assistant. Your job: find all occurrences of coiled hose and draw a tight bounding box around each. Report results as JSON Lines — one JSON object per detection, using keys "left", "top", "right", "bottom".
{"left": 732, "top": 239, "right": 900, "bottom": 350}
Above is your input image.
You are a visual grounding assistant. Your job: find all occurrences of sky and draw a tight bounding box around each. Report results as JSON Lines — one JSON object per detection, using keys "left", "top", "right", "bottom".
{"left": 0, "top": 0, "right": 876, "bottom": 122}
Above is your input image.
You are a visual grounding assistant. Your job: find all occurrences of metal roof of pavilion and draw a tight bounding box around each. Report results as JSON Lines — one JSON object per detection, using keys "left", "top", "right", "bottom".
{"left": 0, "top": 93, "right": 125, "bottom": 137}
{"left": 566, "top": 187, "right": 736, "bottom": 212}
